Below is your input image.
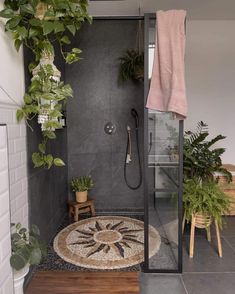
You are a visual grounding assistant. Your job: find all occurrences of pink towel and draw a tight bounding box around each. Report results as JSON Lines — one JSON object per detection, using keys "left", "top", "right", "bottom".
{"left": 146, "top": 10, "right": 187, "bottom": 120}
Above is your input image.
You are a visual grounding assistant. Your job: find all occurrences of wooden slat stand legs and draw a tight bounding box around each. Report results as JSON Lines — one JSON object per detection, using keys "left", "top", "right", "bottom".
{"left": 183, "top": 213, "right": 223, "bottom": 258}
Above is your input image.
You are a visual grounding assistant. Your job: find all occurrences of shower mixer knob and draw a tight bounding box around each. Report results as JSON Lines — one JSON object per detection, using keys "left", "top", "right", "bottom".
{"left": 104, "top": 122, "right": 116, "bottom": 135}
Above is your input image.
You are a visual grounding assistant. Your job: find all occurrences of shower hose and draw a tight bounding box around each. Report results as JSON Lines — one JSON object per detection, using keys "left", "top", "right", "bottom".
{"left": 124, "top": 126, "right": 142, "bottom": 190}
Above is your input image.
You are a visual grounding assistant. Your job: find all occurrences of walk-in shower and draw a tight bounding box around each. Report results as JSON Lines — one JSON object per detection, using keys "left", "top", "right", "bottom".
{"left": 24, "top": 15, "right": 183, "bottom": 275}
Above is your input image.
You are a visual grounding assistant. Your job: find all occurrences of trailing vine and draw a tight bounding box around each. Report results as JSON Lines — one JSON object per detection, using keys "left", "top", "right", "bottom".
{"left": 0, "top": 0, "right": 92, "bottom": 168}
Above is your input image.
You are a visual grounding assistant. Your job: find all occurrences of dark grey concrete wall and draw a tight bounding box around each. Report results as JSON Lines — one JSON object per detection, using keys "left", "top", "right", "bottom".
{"left": 24, "top": 47, "right": 68, "bottom": 243}
{"left": 66, "top": 20, "right": 144, "bottom": 212}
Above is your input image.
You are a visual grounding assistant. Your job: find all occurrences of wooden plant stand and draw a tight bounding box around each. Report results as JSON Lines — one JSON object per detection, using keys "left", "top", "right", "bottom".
{"left": 182, "top": 213, "right": 222, "bottom": 258}
{"left": 68, "top": 198, "right": 95, "bottom": 222}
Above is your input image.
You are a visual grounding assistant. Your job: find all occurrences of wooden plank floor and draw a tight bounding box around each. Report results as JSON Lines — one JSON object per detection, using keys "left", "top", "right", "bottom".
{"left": 26, "top": 271, "right": 140, "bottom": 294}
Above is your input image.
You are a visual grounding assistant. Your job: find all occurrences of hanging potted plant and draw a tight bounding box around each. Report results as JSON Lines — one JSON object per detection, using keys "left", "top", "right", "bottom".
{"left": 10, "top": 223, "right": 46, "bottom": 294}
{"left": 71, "top": 176, "right": 94, "bottom": 203}
{"left": 118, "top": 19, "right": 144, "bottom": 83}
{"left": 0, "top": 0, "right": 92, "bottom": 168}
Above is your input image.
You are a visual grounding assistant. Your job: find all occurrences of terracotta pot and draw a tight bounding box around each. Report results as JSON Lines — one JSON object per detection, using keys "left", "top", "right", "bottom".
{"left": 76, "top": 191, "right": 88, "bottom": 203}
{"left": 193, "top": 213, "right": 212, "bottom": 229}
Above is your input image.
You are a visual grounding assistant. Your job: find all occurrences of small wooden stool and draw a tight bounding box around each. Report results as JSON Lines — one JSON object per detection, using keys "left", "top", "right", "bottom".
{"left": 182, "top": 213, "right": 222, "bottom": 258}
{"left": 68, "top": 198, "right": 95, "bottom": 222}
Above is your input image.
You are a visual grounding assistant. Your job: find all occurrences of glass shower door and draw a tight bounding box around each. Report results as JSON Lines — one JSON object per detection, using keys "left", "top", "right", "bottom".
{"left": 143, "top": 14, "right": 183, "bottom": 273}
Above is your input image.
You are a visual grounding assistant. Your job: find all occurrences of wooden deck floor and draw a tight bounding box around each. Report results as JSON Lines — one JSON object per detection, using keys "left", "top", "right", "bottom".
{"left": 25, "top": 271, "right": 140, "bottom": 294}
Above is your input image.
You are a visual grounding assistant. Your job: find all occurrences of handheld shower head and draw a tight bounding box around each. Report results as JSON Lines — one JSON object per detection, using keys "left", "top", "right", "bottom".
{"left": 131, "top": 108, "right": 139, "bottom": 129}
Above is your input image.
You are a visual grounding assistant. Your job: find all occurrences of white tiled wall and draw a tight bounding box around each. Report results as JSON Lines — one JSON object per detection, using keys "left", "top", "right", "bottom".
{"left": 0, "top": 104, "right": 28, "bottom": 228}
{"left": 0, "top": 3, "right": 27, "bottom": 290}
{"left": 0, "top": 125, "right": 14, "bottom": 294}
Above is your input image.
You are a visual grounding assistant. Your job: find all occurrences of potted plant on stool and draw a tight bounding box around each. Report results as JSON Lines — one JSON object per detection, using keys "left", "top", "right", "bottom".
{"left": 10, "top": 223, "right": 46, "bottom": 294}
{"left": 183, "top": 122, "right": 232, "bottom": 258}
{"left": 183, "top": 179, "right": 230, "bottom": 258}
{"left": 71, "top": 176, "right": 94, "bottom": 203}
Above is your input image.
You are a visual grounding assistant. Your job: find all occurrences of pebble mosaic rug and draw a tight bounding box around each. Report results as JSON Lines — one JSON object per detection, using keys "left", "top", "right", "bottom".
{"left": 54, "top": 216, "right": 161, "bottom": 270}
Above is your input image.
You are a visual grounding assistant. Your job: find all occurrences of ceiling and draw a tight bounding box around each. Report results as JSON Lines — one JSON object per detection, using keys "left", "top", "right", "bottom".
{"left": 88, "top": 0, "right": 235, "bottom": 20}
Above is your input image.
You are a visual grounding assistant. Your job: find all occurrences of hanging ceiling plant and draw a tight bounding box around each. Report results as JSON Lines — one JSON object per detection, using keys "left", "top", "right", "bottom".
{"left": 0, "top": 0, "right": 92, "bottom": 168}
{"left": 118, "top": 20, "right": 144, "bottom": 84}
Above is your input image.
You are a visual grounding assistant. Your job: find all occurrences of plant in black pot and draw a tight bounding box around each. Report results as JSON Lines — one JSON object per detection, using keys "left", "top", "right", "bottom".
{"left": 10, "top": 223, "right": 46, "bottom": 294}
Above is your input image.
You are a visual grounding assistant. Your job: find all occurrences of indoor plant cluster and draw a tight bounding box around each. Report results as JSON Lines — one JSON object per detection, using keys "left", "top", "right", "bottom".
{"left": 10, "top": 223, "right": 46, "bottom": 271}
{"left": 10, "top": 223, "right": 46, "bottom": 294}
{"left": 71, "top": 175, "right": 94, "bottom": 203}
{"left": 0, "top": 0, "right": 92, "bottom": 168}
{"left": 183, "top": 121, "right": 231, "bottom": 228}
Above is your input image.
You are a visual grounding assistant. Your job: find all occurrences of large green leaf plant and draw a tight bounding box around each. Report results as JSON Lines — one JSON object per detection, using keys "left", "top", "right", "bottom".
{"left": 184, "top": 121, "right": 232, "bottom": 183}
{"left": 0, "top": 0, "right": 92, "bottom": 168}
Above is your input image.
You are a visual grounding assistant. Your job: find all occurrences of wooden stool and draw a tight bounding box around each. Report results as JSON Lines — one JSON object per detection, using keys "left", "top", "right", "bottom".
{"left": 183, "top": 213, "right": 222, "bottom": 258}
{"left": 68, "top": 198, "right": 95, "bottom": 222}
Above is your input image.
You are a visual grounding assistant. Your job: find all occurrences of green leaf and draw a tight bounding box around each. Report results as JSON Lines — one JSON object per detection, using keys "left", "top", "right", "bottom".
{"left": 29, "top": 18, "right": 41, "bottom": 26}
{"left": 45, "top": 154, "right": 53, "bottom": 169}
{"left": 42, "top": 21, "right": 55, "bottom": 35}
{"left": 38, "top": 143, "right": 46, "bottom": 154}
{"left": 0, "top": 8, "right": 14, "bottom": 18}
{"left": 54, "top": 21, "right": 64, "bottom": 33}
{"left": 6, "top": 16, "right": 21, "bottom": 30}
{"left": 16, "top": 222, "right": 21, "bottom": 230}
{"left": 10, "top": 253, "right": 27, "bottom": 270}
{"left": 24, "top": 93, "right": 32, "bottom": 104}
{"left": 16, "top": 109, "right": 25, "bottom": 122}
{"left": 72, "top": 48, "right": 82, "bottom": 54}
{"left": 14, "top": 39, "right": 22, "bottom": 52}
{"left": 20, "top": 3, "right": 35, "bottom": 15}
{"left": 43, "top": 130, "right": 56, "bottom": 139}
{"left": 32, "top": 152, "right": 44, "bottom": 168}
{"left": 54, "top": 158, "right": 65, "bottom": 167}
{"left": 28, "top": 62, "right": 37, "bottom": 72}
{"left": 29, "top": 27, "right": 39, "bottom": 38}
{"left": 17, "top": 26, "right": 27, "bottom": 38}
{"left": 60, "top": 35, "right": 71, "bottom": 44}
{"left": 49, "top": 110, "right": 62, "bottom": 117}
{"left": 29, "top": 248, "right": 42, "bottom": 265}
{"left": 67, "top": 24, "right": 76, "bottom": 35}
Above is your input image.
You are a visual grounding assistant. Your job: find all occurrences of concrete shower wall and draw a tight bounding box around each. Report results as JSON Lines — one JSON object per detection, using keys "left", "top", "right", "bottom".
{"left": 66, "top": 20, "right": 144, "bottom": 212}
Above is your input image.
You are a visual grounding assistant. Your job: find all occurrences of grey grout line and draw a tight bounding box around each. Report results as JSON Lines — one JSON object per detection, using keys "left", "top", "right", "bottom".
{"left": 180, "top": 275, "right": 189, "bottom": 294}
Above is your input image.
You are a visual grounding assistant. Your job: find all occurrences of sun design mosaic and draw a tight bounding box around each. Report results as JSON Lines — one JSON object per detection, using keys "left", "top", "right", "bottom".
{"left": 54, "top": 216, "right": 161, "bottom": 269}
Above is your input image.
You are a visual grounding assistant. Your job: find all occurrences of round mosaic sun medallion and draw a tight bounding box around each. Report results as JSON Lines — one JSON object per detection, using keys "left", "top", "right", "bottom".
{"left": 54, "top": 216, "right": 161, "bottom": 269}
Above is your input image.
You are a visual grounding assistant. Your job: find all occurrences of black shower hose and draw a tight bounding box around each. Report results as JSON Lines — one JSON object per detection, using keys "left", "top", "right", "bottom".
{"left": 124, "top": 127, "right": 142, "bottom": 190}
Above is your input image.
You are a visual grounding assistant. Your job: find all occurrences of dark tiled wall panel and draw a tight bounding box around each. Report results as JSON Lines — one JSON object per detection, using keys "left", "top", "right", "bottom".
{"left": 66, "top": 20, "right": 144, "bottom": 211}
{"left": 24, "top": 46, "right": 68, "bottom": 243}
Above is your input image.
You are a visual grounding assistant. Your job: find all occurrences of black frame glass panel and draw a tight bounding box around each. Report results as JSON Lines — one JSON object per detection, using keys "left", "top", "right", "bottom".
{"left": 143, "top": 13, "right": 183, "bottom": 273}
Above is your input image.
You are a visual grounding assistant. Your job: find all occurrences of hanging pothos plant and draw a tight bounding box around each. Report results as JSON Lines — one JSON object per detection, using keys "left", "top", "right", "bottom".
{"left": 118, "top": 20, "right": 144, "bottom": 84}
{"left": 0, "top": 0, "right": 92, "bottom": 168}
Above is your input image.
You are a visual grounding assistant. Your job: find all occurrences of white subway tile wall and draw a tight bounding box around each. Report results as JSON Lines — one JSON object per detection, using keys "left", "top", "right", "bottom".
{"left": 0, "top": 106, "right": 28, "bottom": 228}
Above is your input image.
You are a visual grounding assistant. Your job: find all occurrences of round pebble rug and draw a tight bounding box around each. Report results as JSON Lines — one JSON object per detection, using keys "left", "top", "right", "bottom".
{"left": 53, "top": 216, "right": 161, "bottom": 270}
